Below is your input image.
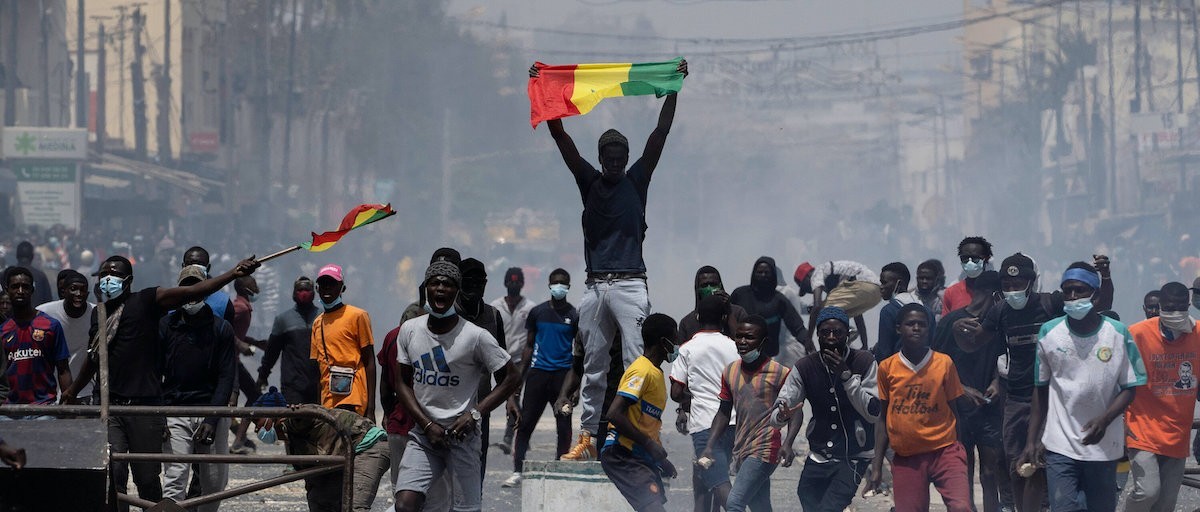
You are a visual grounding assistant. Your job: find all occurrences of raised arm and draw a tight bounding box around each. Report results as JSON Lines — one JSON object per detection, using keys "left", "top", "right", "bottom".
{"left": 157, "top": 258, "right": 260, "bottom": 310}
{"left": 546, "top": 119, "right": 592, "bottom": 182}
{"left": 1093, "top": 254, "right": 1114, "bottom": 311}
{"left": 640, "top": 60, "right": 687, "bottom": 178}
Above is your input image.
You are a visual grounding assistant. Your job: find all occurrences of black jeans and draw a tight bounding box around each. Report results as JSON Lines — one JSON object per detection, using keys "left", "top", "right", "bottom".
{"left": 108, "top": 414, "right": 167, "bottom": 512}
{"left": 514, "top": 368, "right": 572, "bottom": 472}
{"left": 796, "top": 457, "right": 870, "bottom": 512}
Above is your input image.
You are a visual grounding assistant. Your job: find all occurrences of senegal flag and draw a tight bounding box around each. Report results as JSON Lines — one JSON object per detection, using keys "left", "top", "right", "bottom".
{"left": 528, "top": 58, "right": 685, "bottom": 128}
{"left": 301, "top": 204, "right": 396, "bottom": 252}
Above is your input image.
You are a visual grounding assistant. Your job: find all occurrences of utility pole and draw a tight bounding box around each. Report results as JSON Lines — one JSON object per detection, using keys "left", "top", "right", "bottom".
{"left": 1133, "top": 0, "right": 1144, "bottom": 209}
{"left": 115, "top": 5, "right": 128, "bottom": 142}
{"left": 5, "top": 0, "right": 18, "bottom": 126}
{"left": 1192, "top": 0, "right": 1200, "bottom": 105}
{"left": 131, "top": 8, "right": 147, "bottom": 159}
{"left": 1108, "top": 0, "right": 1117, "bottom": 211}
{"left": 1134, "top": 0, "right": 1143, "bottom": 114}
{"left": 281, "top": 0, "right": 298, "bottom": 184}
{"left": 75, "top": 0, "right": 85, "bottom": 128}
{"left": 40, "top": 0, "right": 50, "bottom": 126}
{"left": 155, "top": 0, "right": 171, "bottom": 162}
{"left": 96, "top": 22, "right": 106, "bottom": 155}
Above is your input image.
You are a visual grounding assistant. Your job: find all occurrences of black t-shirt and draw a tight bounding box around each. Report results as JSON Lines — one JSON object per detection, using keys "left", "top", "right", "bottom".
{"left": 980, "top": 292, "right": 1064, "bottom": 400}
{"left": 727, "top": 287, "right": 806, "bottom": 357}
{"left": 90, "top": 287, "right": 164, "bottom": 399}
{"left": 932, "top": 308, "right": 1004, "bottom": 394}
{"left": 576, "top": 158, "right": 651, "bottom": 274}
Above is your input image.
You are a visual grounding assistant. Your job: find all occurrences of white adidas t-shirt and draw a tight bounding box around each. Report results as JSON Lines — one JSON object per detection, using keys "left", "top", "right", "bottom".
{"left": 669, "top": 330, "right": 740, "bottom": 433}
{"left": 397, "top": 315, "right": 510, "bottom": 425}
{"left": 37, "top": 299, "right": 96, "bottom": 396}
{"left": 1035, "top": 316, "right": 1146, "bottom": 461}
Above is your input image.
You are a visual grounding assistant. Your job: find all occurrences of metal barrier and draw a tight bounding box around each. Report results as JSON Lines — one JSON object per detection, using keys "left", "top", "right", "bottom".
{"left": 0, "top": 403, "right": 357, "bottom": 511}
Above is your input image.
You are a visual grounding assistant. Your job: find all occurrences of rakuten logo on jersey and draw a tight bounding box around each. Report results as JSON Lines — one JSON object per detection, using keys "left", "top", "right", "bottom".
{"left": 414, "top": 346, "right": 460, "bottom": 387}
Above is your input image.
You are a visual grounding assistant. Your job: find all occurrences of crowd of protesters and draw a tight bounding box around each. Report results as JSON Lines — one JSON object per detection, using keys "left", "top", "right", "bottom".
{"left": 0, "top": 57, "right": 1199, "bottom": 512}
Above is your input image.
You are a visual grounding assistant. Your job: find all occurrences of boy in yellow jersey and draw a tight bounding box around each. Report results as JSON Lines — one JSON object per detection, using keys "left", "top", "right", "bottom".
{"left": 600, "top": 313, "right": 681, "bottom": 512}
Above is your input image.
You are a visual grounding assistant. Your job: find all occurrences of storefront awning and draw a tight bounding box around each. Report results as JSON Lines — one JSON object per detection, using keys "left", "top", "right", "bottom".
{"left": 87, "top": 151, "right": 223, "bottom": 195}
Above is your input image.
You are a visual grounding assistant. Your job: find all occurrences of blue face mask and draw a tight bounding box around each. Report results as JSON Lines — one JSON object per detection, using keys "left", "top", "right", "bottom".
{"left": 1003, "top": 290, "right": 1029, "bottom": 310}
{"left": 246, "top": 292, "right": 258, "bottom": 303}
{"left": 962, "top": 258, "right": 985, "bottom": 278}
{"left": 99, "top": 276, "right": 126, "bottom": 302}
{"left": 664, "top": 339, "right": 680, "bottom": 363}
{"left": 740, "top": 349, "right": 761, "bottom": 364}
{"left": 423, "top": 296, "right": 458, "bottom": 319}
{"left": 319, "top": 295, "right": 343, "bottom": 311}
{"left": 549, "top": 284, "right": 569, "bottom": 300}
{"left": 1063, "top": 298, "right": 1094, "bottom": 320}
{"left": 257, "top": 426, "right": 278, "bottom": 445}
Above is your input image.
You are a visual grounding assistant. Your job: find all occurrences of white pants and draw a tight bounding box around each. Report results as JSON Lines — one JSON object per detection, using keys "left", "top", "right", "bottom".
{"left": 578, "top": 278, "right": 651, "bottom": 434}
{"left": 162, "top": 416, "right": 230, "bottom": 512}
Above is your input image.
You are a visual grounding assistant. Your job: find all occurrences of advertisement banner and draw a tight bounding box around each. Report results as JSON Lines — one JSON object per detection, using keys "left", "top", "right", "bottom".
{"left": 2, "top": 127, "right": 88, "bottom": 160}
{"left": 14, "top": 161, "right": 81, "bottom": 231}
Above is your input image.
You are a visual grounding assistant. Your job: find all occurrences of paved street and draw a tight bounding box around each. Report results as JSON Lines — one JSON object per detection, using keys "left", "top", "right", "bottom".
{"left": 210, "top": 403, "right": 1199, "bottom": 511}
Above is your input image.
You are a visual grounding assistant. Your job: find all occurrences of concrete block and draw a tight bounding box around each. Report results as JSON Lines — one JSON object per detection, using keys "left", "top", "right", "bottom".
{"left": 520, "top": 460, "right": 631, "bottom": 511}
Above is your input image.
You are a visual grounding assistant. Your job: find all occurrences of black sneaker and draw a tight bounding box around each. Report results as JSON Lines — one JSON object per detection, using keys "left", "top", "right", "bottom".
{"left": 491, "top": 442, "right": 512, "bottom": 455}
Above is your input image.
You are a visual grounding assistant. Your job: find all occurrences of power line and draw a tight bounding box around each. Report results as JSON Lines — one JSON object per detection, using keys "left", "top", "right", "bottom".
{"left": 474, "top": 0, "right": 1084, "bottom": 60}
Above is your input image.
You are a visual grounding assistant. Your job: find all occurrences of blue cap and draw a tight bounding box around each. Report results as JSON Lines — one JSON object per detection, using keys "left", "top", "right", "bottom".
{"left": 252, "top": 386, "right": 288, "bottom": 408}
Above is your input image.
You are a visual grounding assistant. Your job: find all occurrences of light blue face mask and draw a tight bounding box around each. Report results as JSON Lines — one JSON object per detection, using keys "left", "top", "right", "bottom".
{"left": 549, "top": 284, "right": 569, "bottom": 300}
{"left": 1003, "top": 290, "right": 1029, "bottom": 310}
{"left": 246, "top": 292, "right": 259, "bottom": 303}
{"left": 962, "top": 258, "right": 985, "bottom": 278}
{"left": 319, "top": 295, "right": 343, "bottom": 311}
{"left": 257, "top": 426, "right": 278, "bottom": 445}
{"left": 740, "top": 349, "right": 762, "bottom": 364}
{"left": 423, "top": 293, "right": 458, "bottom": 319}
{"left": 1063, "top": 298, "right": 1094, "bottom": 320}
{"left": 664, "top": 339, "right": 680, "bottom": 363}
{"left": 99, "top": 276, "right": 126, "bottom": 302}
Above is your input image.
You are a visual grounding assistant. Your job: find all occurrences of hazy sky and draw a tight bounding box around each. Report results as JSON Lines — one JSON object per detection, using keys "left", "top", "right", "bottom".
{"left": 446, "top": 0, "right": 963, "bottom": 53}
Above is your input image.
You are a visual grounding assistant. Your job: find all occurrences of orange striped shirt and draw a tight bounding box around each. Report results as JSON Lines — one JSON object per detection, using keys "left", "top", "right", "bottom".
{"left": 719, "top": 358, "right": 790, "bottom": 465}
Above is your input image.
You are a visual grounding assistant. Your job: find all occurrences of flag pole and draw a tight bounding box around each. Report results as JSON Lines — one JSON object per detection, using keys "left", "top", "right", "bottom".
{"left": 258, "top": 245, "right": 303, "bottom": 264}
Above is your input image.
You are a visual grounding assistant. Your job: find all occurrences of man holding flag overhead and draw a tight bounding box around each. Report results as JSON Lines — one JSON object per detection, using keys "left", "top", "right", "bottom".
{"left": 529, "top": 58, "right": 687, "bottom": 460}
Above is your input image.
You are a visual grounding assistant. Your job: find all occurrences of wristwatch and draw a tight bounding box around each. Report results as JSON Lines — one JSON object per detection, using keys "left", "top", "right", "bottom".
{"left": 469, "top": 408, "right": 481, "bottom": 423}
{"left": 840, "top": 370, "right": 853, "bottom": 382}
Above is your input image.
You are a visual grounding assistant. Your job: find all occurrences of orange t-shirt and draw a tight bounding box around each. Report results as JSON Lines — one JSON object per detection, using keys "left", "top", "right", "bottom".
{"left": 878, "top": 349, "right": 964, "bottom": 457}
{"left": 310, "top": 304, "right": 375, "bottom": 414}
{"left": 1125, "top": 318, "right": 1200, "bottom": 459}
{"left": 941, "top": 281, "right": 971, "bottom": 317}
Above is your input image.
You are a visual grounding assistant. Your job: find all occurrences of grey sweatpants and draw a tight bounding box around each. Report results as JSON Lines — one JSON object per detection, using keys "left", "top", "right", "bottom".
{"left": 578, "top": 277, "right": 650, "bottom": 434}
{"left": 1125, "top": 449, "right": 1185, "bottom": 512}
{"left": 162, "top": 416, "right": 230, "bottom": 511}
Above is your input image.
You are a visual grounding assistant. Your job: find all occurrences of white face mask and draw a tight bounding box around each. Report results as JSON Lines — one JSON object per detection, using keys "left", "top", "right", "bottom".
{"left": 181, "top": 301, "right": 205, "bottom": 316}
{"left": 1160, "top": 310, "right": 1195, "bottom": 334}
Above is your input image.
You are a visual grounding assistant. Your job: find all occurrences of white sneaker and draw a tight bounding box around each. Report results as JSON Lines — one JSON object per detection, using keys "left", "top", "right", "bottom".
{"left": 502, "top": 472, "right": 522, "bottom": 488}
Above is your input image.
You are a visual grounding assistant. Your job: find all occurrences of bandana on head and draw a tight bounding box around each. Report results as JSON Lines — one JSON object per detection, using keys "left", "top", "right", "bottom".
{"left": 1061, "top": 268, "right": 1101, "bottom": 290}
{"left": 425, "top": 261, "right": 461, "bottom": 287}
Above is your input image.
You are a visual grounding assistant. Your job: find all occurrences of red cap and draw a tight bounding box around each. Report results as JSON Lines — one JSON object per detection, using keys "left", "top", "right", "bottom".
{"left": 794, "top": 262, "right": 815, "bottom": 283}
{"left": 317, "top": 264, "right": 344, "bottom": 282}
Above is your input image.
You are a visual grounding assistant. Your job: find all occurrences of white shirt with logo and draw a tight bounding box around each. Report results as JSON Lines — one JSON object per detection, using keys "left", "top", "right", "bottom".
{"left": 669, "top": 331, "right": 740, "bottom": 433}
{"left": 397, "top": 315, "right": 510, "bottom": 425}
{"left": 1035, "top": 315, "right": 1147, "bottom": 461}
